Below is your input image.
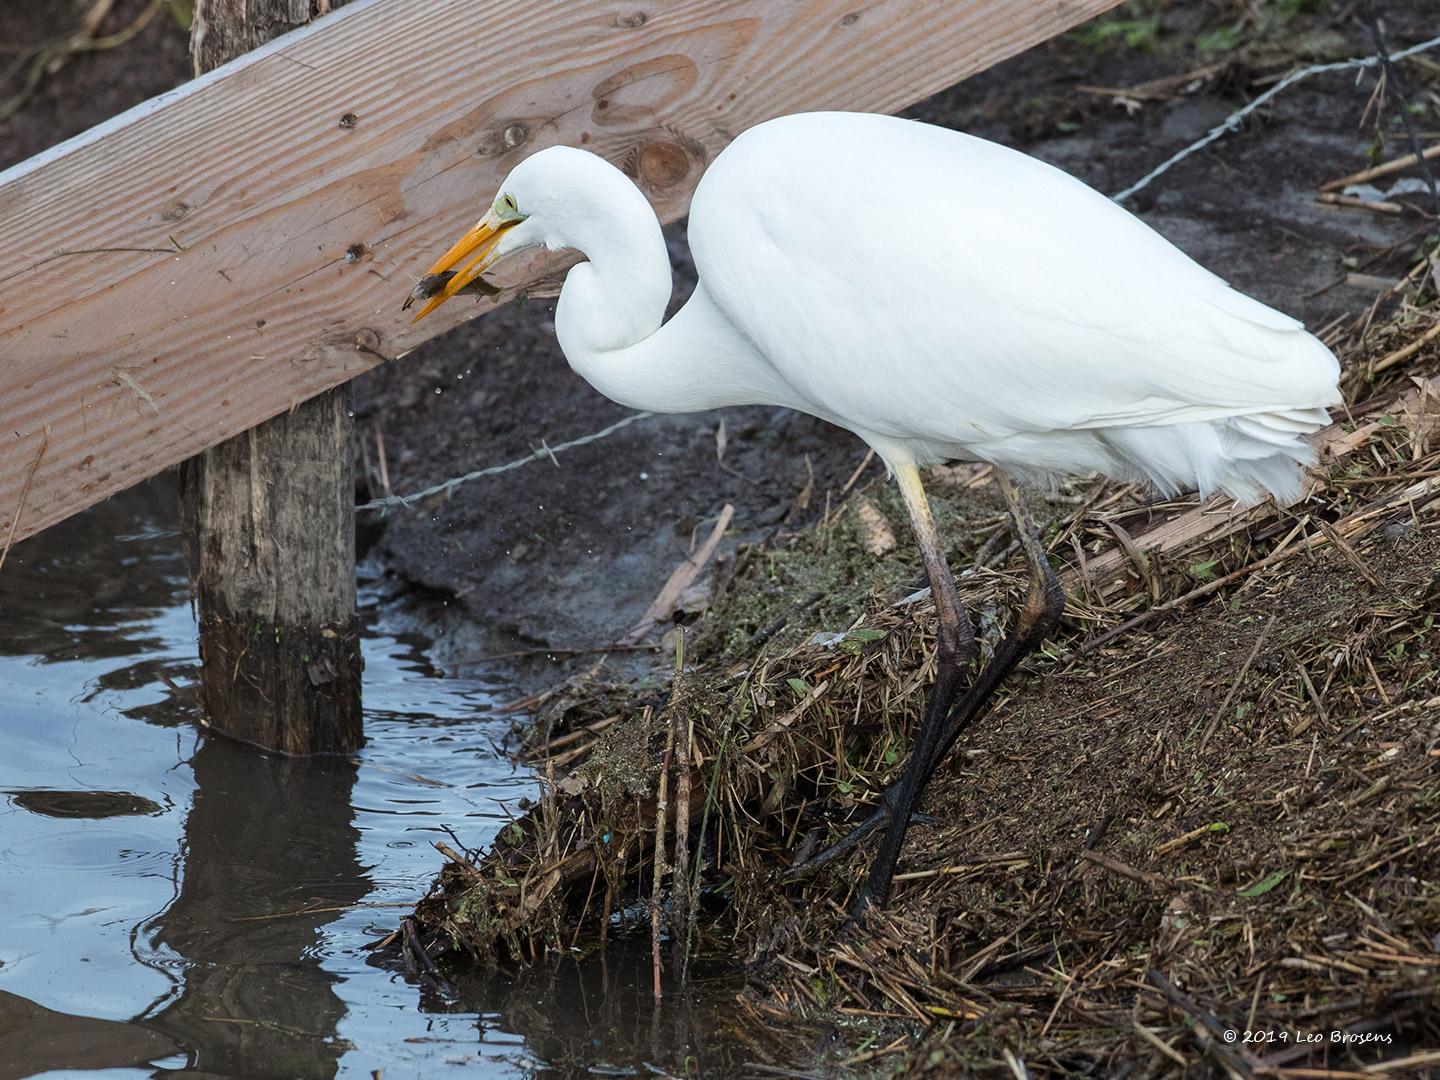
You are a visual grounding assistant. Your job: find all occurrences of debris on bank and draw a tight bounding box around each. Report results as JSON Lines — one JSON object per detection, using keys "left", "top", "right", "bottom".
{"left": 390, "top": 247, "right": 1440, "bottom": 1072}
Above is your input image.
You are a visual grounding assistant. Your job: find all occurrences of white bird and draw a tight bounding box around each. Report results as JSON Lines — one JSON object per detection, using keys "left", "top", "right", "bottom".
{"left": 408, "top": 111, "right": 1340, "bottom": 913}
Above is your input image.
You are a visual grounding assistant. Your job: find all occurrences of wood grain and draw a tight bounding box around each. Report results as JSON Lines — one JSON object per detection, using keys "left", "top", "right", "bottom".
{"left": 0, "top": 0, "right": 1122, "bottom": 544}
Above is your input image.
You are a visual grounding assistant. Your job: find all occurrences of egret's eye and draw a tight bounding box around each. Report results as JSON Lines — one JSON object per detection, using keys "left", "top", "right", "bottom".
{"left": 493, "top": 192, "right": 524, "bottom": 223}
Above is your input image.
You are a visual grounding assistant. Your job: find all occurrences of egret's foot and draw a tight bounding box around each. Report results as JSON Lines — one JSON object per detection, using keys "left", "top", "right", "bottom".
{"left": 849, "top": 882, "right": 882, "bottom": 923}
{"left": 785, "top": 804, "right": 887, "bottom": 879}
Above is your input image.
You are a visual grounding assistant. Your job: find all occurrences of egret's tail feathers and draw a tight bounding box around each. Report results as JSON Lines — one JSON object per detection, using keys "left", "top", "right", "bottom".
{"left": 1101, "top": 406, "right": 1331, "bottom": 507}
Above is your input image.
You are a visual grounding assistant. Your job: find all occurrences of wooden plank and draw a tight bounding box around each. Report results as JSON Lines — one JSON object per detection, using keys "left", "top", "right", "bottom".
{"left": 0, "top": 0, "right": 1122, "bottom": 545}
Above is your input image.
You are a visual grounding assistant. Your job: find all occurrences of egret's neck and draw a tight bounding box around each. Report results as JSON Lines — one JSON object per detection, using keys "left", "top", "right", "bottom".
{"left": 554, "top": 207, "right": 670, "bottom": 359}
{"left": 552, "top": 178, "right": 796, "bottom": 415}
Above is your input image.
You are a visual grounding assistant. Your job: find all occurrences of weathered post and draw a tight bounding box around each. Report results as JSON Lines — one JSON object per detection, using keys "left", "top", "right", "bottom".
{"left": 180, "top": 0, "right": 362, "bottom": 755}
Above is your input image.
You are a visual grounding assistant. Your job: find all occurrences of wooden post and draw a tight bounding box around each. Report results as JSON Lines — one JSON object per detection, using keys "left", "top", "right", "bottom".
{"left": 180, "top": 0, "right": 362, "bottom": 755}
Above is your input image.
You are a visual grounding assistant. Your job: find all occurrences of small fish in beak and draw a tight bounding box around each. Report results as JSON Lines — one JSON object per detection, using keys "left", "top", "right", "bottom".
{"left": 402, "top": 272, "right": 502, "bottom": 312}
{"left": 406, "top": 199, "right": 525, "bottom": 321}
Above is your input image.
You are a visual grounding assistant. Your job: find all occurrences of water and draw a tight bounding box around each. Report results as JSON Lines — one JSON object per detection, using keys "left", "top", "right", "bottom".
{"left": 0, "top": 480, "right": 741, "bottom": 1079}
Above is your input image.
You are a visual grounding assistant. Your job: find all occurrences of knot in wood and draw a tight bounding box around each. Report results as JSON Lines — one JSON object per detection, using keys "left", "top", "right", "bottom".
{"left": 638, "top": 140, "right": 690, "bottom": 190}
{"left": 353, "top": 327, "right": 383, "bottom": 355}
{"left": 476, "top": 121, "right": 533, "bottom": 157}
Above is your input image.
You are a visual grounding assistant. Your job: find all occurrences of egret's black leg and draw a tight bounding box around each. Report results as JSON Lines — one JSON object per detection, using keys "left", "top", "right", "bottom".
{"left": 785, "top": 780, "right": 899, "bottom": 878}
{"left": 914, "top": 475, "right": 1064, "bottom": 789}
{"left": 849, "top": 463, "right": 976, "bottom": 912}
{"left": 850, "top": 473, "right": 1063, "bottom": 916}
{"left": 788, "top": 463, "right": 973, "bottom": 884}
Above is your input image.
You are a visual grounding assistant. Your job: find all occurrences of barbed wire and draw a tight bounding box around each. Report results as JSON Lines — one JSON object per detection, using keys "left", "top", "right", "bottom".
{"left": 355, "top": 410, "right": 655, "bottom": 513}
{"left": 1113, "top": 31, "right": 1440, "bottom": 202}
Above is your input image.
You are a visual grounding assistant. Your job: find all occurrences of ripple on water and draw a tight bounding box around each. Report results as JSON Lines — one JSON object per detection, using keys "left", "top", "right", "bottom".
{"left": 0, "top": 826, "right": 174, "bottom": 876}
{"left": 1, "top": 487, "right": 744, "bottom": 1076}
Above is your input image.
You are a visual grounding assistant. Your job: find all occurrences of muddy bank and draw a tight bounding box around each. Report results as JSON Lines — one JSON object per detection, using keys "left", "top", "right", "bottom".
{"left": 355, "top": 2, "right": 1434, "bottom": 673}
{"left": 404, "top": 319, "right": 1440, "bottom": 1074}
{"left": 401, "top": 276, "right": 1440, "bottom": 1074}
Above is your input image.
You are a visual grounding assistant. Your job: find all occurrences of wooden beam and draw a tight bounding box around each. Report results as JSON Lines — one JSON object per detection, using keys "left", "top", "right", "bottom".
{"left": 0, "top": 0, "right": 1122, "bottom": 545}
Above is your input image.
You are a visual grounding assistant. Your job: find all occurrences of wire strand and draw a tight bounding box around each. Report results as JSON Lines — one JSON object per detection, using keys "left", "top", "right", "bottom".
{"left": 355, "top": 410, "right": 655, "bottom": 513}
{"left": 1112, "top": 32, "right": 1440, "bottom": 202}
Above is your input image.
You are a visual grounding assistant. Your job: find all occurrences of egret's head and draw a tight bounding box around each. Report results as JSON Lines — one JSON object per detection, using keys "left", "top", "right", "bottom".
{"left": 405, "top": 146, "right": 639, "bottom": 321}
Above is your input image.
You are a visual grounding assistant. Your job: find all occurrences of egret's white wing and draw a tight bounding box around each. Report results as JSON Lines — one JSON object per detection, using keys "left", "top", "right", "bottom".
{"left": 688, "top": 112, "right": 1338, "bottom": 450}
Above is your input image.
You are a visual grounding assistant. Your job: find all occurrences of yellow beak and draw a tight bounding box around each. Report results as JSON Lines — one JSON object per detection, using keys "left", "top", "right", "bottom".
{"left": 405, "top": 213, "right": 514, "bottom": 322}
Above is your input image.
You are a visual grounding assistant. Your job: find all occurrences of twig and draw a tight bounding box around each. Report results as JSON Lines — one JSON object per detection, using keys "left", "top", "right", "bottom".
{"left": 840, "top": 448, "right": 876, "bottom": 496}
{"left": 1198, "top": 617, "right": 1277, "bottom": 752}
{"left": 1154, "top": 821, "right": 1229, "bottom": 857}
{"left": 622, "top": 503, "right": 734, "bottom": 645}
{"left": 373, "top": 421, "right": 391, "bottom": 498}
{"left": 1079, "top": 849, "right": 1169, "bottom": 890}
{"left": 1316, "top": 193, "right": 1405, "bottom": 214}
{"left": 652, "top": 710, "right": 675, "bottom": 1001}
{"left": 0, "top": 0, "right": 162, "bottom": 124}
{"left": 1319, "top": 142, "right": 1440, "bottom": 193}
{"left": 740, "top": 680, "right": 830, "bottom": 753}
{"left": 1372, "top": 319, "right": 1440, "bottom": 374}
{"left": 1133, "top": 1021, "right": 1190, "bottom": 1067}
{"left": 671, "top": 631, "right": 694, "bottom": 984}
{"left": 400, "top": 916, "right": 454, "bottom": 996}
{"left": 1362, "top": 12, "right": 1440, "bottom": 213}
{"left": 1315, "top": 520, "right": 1381, "bottom": 588}
{"left": 1075, "top": 60, "right": 1229, "bottom": 103}
{"left": 0, "top": 427, "right": 49, "bottom": 577}
{"left": 432, "top": 841, "right": 482, "bottom": 882}
{"left": 0, "top": 237, "right": 187, "bottom": 289}
{"left": 229, "top": 899, "right": 414, "bottom": 921}
{"left": 454, "top": 642, "right": 658, "bottom": 666}
{"left": 1147, "top": 968, "right": 1262, "bottom": 1078}
{"left": 1363, "top": 1050, "right": 1440, "bottom": 1074}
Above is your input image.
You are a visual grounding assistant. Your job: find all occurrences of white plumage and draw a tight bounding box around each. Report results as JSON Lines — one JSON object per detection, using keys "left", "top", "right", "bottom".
{"left": 411, "top": 110, "right": 1344, "bottom": 908}
{"left": 413, "top": 110, "right": 1340, "bottom": 506}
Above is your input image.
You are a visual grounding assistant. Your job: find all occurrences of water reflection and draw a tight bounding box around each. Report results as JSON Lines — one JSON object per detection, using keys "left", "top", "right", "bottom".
{"left": 145, "top": 744, "right": 364, "bottom": 1077}
{"left": 449, "top": 949, "right": 748, "bottom": 1077}
{"left": 0, "top": 480, "right": 188, "bottom": 669}
{"left": 0, "top": 478, "right": 743, "bottom": 1078}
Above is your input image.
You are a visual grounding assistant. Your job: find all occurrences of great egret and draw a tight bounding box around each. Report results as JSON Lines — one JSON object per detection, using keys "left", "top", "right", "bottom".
{"left": 408, "top": 111, "right": 1340, "bottom": 913}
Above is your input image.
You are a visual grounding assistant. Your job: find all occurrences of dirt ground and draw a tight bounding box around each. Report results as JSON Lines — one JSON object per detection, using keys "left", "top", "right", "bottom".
{"left": 0, "top": 1, "right": 190, "bottom": 165}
